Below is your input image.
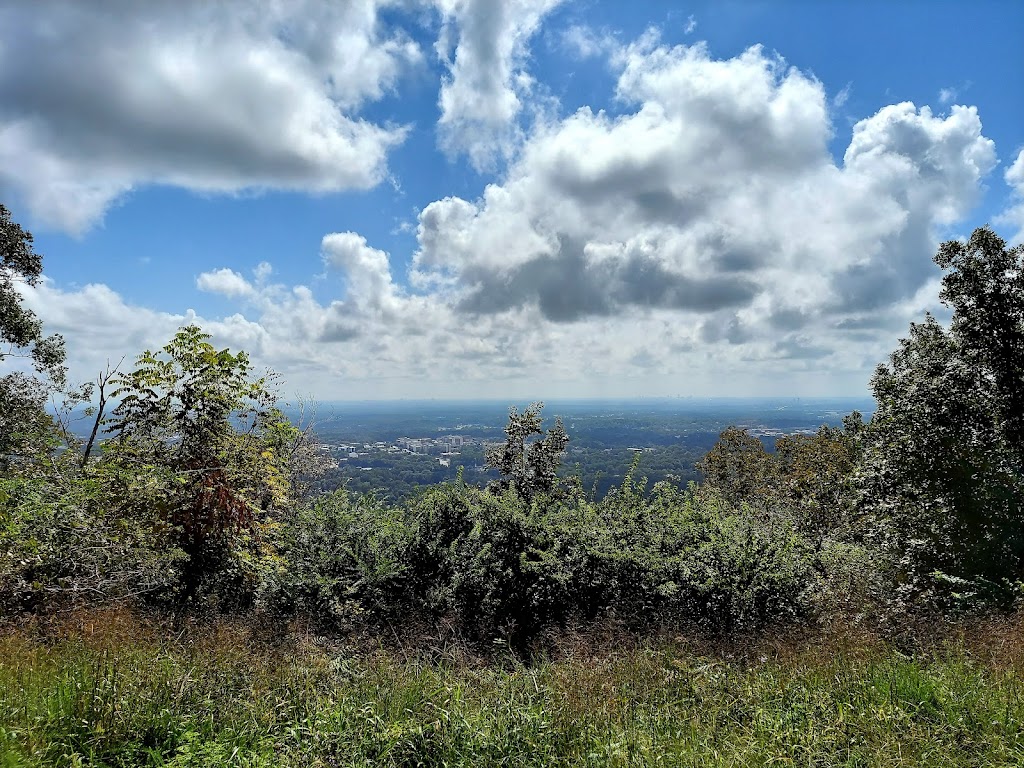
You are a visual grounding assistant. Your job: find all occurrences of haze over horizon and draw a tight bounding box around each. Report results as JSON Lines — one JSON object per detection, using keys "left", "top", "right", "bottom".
{"left": 4, "top": 0, "right": 1022, "bottom": 400}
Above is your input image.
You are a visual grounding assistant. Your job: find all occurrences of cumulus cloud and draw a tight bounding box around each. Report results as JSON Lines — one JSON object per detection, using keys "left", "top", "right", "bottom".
{"left": 321, "top": 232, "right": 398, "bottom": 307}
{"left": 434, "top": 0, "right": 564, "bottom": 169}
{"left": 0, "top": 0, "right": 419, "bottom": 233}
{"left": 414, "top": 37, "right": 995, "bottom": 367}
{"left": 996, "top": 149, "right": 1024, "bottom": 245}
{"left": 17, "top": 30, "right": 1005, "bottom": 399}
{"left": 318, "top": 232, "right": 405, "bottom": 343}
{"left": 197, "top": 269, "right": 256, "bottom": 299}
{"left": 22, "top": 262, "right": 587, "bottom": 398}
{"left": 831, "top": 102, "right": 996, "bottom": 310}
{"left": 18, "top": 279, "right": 202, "bottom": 379}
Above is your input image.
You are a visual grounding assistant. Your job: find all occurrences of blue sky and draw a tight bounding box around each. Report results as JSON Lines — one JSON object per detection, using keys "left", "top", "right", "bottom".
{"left": 3, "top": 0, "right": 1023, "bottom": 399}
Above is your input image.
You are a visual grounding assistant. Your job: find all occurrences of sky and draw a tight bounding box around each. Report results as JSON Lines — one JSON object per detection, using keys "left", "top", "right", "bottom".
{"left": 3, "top": 0, "right": 1023, "bottom": 401}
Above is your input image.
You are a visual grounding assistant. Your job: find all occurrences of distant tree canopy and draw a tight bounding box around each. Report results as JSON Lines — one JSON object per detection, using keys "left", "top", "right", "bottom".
{"left": 862, "top": 226, "right": 1024, "bottom": 603}
{"left": 697, "top": 417, "right": 863, "bottom": 536}
{"left": 697, "top": 427, "right": 777, "bottom": 507}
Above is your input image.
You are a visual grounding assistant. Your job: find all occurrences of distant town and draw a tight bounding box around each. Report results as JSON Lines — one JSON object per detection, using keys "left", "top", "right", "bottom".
{"left": 319, "top": 426, "right": 819, "bottom": 471}
{"left": 305, "top": 398, "right": 874, "bottom": 500}
{"left": 320, "top": 433, "right": 484, "bottom": 470}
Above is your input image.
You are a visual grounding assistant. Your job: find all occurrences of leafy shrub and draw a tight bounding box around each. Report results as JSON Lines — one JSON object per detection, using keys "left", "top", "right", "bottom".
{"left": 269, "top": 489, "right": 411, "bottom": 627}
{"left": 586, "top": 474, "right": 817, "bottom": 631}
{"left": 398, "top": 465, "right": 820, "bottom": 644}
{"left": 679, "top": 494, "right": 814, "bottom": 628}
{"left": 405, "top": 481, "right": 570, "bottom": 644}
{"left": 0, "top": 466, "right": 180, "bottom": 615}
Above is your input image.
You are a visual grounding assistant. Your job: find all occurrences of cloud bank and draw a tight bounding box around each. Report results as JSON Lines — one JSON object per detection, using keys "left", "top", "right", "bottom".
{"left": 10, "top": 23, "right": 1011, "bottom": 398}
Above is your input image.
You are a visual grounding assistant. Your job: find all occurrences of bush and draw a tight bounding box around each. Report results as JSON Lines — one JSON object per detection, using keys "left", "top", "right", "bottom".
{"left": 269, "top": 489, "right": 411, "bottom": 627}
{"left": 586, "top": 476, "right": 817, "bottom": 631}
{"left": 405, "top": 481, "right": 577, "bottom": 644}
{"left": 399, "top": 469, "right": 821, "bottom": 644}
{"left": 0, "top": 466, "right": 180, "bottom": 616}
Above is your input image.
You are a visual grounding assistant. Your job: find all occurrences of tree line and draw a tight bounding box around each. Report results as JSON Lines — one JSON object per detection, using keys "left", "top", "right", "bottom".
{"left": 2, "top": 202, "right": 1022, "bottom": 646}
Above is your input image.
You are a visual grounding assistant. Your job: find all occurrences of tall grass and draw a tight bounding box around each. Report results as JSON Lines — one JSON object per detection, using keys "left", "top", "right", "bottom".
{"left": 2, "top": 612, "right": 1024, "bottom": 766}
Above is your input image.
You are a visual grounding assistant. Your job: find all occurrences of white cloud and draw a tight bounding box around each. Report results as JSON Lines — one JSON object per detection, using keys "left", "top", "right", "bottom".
{"left": 253, "top": 262, "right": 273, "bottom": 282}
{"left": 938, "top": 81, "right": 974, "bottom": 107}
{"left": 21, "top": 264, "right": 570, "bottom": 397}
{"left": 16, "top": 32, "right": 1004, "bottom": 399}
{"left": 833, "top": 81, "right": 852, "bottom": 108}
{"left": 0, "top": 0, "right": 420, "bottom": 234}
{"left": 562, "top": 25, "right": 612, "bottom": 59}
{"left": 19, "top": 279, "right": 199, "bottom": 378}
{"left": 996, "top": 148, "right": 1024, "bottom": 245}
{"left": 321, "top": 232, "right": 400, "bottom": 310}
{"left": 684, "top": 15, "right": 697, "bottom": 35}
{"left": 413, "top": 39, "right": 995, "bottom": 376}
{"left": 434, "top": 0, "right": 564, "bottom": 169}
{"left": 197, "top": 268, "right": 256, "bottom": 299}
{"left": 844, "top": 103, "right": 996, "bottom": 228}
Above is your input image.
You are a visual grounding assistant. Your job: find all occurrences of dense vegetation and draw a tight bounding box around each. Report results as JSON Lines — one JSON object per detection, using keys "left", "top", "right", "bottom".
{"left": 5, "top": 611, "right": 1024, "bottom": 767}
{"left": 2, "top": 204, "right": 1023, "bottom": 764}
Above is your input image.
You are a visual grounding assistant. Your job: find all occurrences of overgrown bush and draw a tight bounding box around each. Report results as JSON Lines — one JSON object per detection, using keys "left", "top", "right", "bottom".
{"left": 585, "top": 473, "right": 817, "bottom": 631}
{"left": 402, "top": 481, "right": 575, "bottom": 644}
{"left": 0, "top": 464, "right": 180, "bottom": 615}
{"left": 390, "top": 465, "right": 822, "bottom": 644}
{"left": 267, "top": 489, "right": 411, "bottom": 627}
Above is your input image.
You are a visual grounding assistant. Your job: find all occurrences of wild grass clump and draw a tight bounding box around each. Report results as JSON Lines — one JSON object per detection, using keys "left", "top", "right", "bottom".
{"left": 3, "top": 611, "right": 1024, "bottom": 767}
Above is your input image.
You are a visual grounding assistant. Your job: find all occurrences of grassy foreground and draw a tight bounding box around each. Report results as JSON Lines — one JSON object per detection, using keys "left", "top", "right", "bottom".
{"left": 2, "top": 612, "right": 1024, "bottom": 767}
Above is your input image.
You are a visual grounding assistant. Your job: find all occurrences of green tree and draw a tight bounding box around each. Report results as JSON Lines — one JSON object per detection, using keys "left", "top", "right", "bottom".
{"left": 0, "top": 204, "right": 66, "bottom": 468}
{"left": 486, "top": 402, "right": 569, "bottom": 501}
{"left": 775, "top": 415, "right": 863, "bottom": 534}
{"left": 697, "top": 427, "right": 780, "bottom": 507}
{"left": 105, "top": 325, "right": 300, "bottom": 606}
{"left": 935, "top": 227, "right": 1024, "bottom": 452}
{"left": 862, "top": 226, "right": 1024, "bottom": 604}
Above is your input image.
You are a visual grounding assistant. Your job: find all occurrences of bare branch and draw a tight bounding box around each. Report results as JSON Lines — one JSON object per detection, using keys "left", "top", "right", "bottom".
{"left": 82, "top": 358, "right": 123, "bottom": 467}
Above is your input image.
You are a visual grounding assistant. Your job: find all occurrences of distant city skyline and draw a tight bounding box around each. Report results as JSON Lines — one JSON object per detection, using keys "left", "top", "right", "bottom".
{"left": 4, "top": 1, "right": 1023, "bottom": 399}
